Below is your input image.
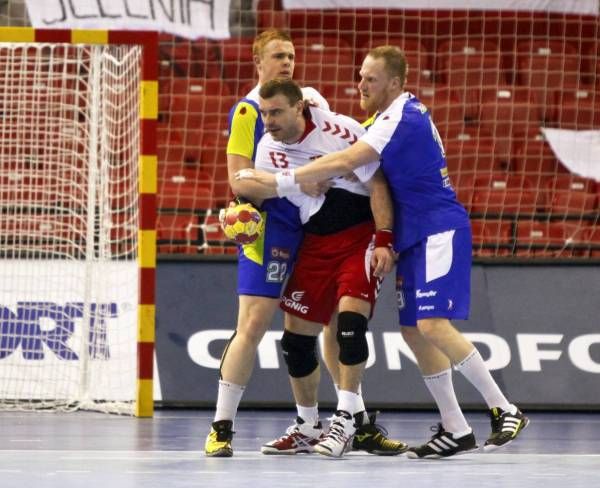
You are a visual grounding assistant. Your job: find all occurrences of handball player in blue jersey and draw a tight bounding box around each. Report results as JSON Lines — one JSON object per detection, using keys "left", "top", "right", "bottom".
{"left": 237, "top": 45, "right": 529, "bottom": 459}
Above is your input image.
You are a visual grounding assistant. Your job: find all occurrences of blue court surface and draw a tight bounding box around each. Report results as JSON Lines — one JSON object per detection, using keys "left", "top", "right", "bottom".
{"left": 0, "top": 409, "right": 598, "bottom": 488}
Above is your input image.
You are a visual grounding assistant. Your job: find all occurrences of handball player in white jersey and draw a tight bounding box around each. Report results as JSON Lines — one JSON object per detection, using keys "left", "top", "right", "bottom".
{"left": 252, "top": 78, "right": 407, "bottom": 458}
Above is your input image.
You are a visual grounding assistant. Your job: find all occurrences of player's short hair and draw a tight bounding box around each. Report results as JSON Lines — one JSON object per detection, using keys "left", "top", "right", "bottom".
{"left": 259, "top": 78, "right": 303, "bottom": 106}
{"left": 367, "top": 45, "right": 408, "bottom": 87}
{"left": 253, "top": 29, "right": 293, "bottom": 58}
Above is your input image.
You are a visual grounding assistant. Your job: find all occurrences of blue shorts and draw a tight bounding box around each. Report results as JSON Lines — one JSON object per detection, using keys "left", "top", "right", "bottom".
{"left": 237, "top": 198, "right": 303, "bottom": 298}
{"left": 396, "top": 226, "right": 471, "bottom": 326}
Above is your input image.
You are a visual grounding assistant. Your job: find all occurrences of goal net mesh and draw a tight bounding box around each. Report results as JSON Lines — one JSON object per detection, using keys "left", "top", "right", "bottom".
{"left": 0, "top": 41, "right": 141, "bottom": 414}
{"left": 1, "top": 3, "right": 598, "bottom": 261}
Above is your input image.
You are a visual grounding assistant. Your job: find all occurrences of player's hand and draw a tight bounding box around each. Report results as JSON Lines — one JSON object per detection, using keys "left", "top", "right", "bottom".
{"left": 342, "top": 172, "right": 359, "bottom": 183}
{"left": 371, "top": 247, "right": 395, "bottom": 277}
{"left": 235, "top": 168, "right": 277, "bottom": 187}
{"left": 300, "top": 180, "right": 332, "bottom": 197}
{"left": 218, "top": 201, "right": 237, "bottom": 230}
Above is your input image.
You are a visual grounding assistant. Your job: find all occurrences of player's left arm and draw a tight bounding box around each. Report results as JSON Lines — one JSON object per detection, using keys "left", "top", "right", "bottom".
{"left": 236, "top": 141, "right": 380, "bottom": 188}
{"left": 367, "top": 169, "right": 395, "bottom": 277}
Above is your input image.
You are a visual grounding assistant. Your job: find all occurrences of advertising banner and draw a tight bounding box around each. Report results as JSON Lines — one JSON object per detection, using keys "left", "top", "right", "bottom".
{"left": 156, "top": 262, "right": 600, "bottom": 409}
{"left": 282, "top": 0, "right": 599, "bottom": 15}
{"left": 25, "top": 0, "right": 231, "bottom": 40}
{"left": 0, "top": 260, "right": 139, "bottom": 400}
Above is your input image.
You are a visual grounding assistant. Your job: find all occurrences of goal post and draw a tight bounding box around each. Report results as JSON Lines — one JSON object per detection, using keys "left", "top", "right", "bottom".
{"left": 0, "top": 27, "right": 157, "bottom": 416}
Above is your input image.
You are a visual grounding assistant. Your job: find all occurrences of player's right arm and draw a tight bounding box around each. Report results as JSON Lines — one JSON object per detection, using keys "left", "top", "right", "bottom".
{"left": 226, "top": 101, "right": 279, "bottom": 203}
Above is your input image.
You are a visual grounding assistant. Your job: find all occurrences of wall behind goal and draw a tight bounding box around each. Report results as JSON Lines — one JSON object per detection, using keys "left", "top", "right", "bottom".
{"left": 155, "top": 261, "right": 600, "bottom": 409}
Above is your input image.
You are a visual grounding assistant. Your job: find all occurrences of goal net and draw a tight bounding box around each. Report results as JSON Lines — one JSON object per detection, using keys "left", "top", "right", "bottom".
{"left": 154, "top": 3, "right": 599, "bottom": 260}
{"left": 0, "top": 29, "right": 157, "bottom": 416}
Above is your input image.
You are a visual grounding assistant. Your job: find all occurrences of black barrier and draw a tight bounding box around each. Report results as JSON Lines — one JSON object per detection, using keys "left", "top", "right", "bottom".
{"left": 156, "top": 261, "right": 600, "bottom": 409}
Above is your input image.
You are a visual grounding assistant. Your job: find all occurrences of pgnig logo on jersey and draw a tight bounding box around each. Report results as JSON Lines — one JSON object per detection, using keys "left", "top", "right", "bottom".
{"left": 282, "top": 291, "right": 309, "bottom": 314}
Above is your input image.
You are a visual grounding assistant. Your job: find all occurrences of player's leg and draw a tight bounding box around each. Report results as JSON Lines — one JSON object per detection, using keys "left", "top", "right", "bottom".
{"left": 206, "top": 207, "right": 302, "bottom": 457}
{"left": 262, "top": 314, "right": 324, "bottom": 455}
{"left": 396, "top": 237, "right": 475, "bottom": 459}
{"left": 414, "top": 228, "right": 528, "bottom": 452}
{"left": 206, "top": 295, "right": 279, "bottom": 457}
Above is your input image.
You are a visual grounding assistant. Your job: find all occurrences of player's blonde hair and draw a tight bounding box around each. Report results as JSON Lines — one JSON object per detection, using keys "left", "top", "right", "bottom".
{"left": 253, "top": 29, "right": 293, "bottom": 58}
{"left": 367, "top": 45, "right": 408, "bottom": 87}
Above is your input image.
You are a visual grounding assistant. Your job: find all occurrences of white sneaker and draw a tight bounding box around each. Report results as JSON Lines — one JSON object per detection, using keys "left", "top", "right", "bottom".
{"left": 261, "top": 417, "right": 324, "bottom": 455}
{"left": 314, "top": 410, "right": 356, "bottom": 458}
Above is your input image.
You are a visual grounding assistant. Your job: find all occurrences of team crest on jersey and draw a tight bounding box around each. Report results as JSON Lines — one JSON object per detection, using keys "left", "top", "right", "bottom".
{"left": 416, "top": 102, "right": 428, "bottom": 114}
{"left": 239, "top": 106, "right": 247, "bottom": 115}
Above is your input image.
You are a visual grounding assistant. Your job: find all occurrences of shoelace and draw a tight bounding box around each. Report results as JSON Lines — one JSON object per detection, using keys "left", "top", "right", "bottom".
{"left": 325, "top": 419, "right": 349, "bottom": 443}
{"left": 428, "top": 423, "right": 445, "bottom": 439}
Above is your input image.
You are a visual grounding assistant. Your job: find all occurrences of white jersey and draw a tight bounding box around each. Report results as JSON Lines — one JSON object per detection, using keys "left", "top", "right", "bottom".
{"left": 245, "top": 84, "right": 330, "bottom": 111}
{"left": 255, "top": 106, "right": 380, "bottom": 224}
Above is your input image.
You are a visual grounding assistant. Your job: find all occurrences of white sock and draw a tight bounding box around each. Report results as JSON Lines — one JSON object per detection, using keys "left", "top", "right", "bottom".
{"left": 423, "top": 369, "right": 470, "bottom": 434}
{"left": 337, "top": 389, "right": 361, "bottom": 415}
{"left": 355, "top": 383, "right": 367, "bottom": 414}
{"left": 214, "top": 380, "right": 245, "bottom": 423}
{"left": 455, "top": 349, "right": 512, "bottom": 412}
{"left": 297, "top": 404, "right": 319, "bottom": 426}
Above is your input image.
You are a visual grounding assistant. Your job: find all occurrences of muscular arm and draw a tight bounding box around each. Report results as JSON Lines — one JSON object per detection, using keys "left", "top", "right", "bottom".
{"left": 236, "top": 140, "right": 381, "bottom": 188}
{"left": 294, "top": 141, "right": 380, "bottom": 183}
{"left": 367, "top": 169, "right": 393, "bottom": 231}
{"left": 227, "top": 153, "right": 279, "bottom": 204}
{"left": 367, "top": 168, "right": 395, "bottom": 276}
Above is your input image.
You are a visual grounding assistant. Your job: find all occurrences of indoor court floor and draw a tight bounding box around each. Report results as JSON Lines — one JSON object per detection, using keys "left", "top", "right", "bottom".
{"left": 0, "top": 409, "right": 598, "bottom": 488}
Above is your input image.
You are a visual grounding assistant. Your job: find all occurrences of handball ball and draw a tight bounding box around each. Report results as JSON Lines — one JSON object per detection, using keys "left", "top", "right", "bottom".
{"left": 222, "top": 203, "right": 264, "bottom": 245}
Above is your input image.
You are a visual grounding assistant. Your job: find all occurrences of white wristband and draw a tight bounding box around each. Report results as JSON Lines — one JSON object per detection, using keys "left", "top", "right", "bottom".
{"left": 275, "top": 170, "right": 301, "bottom": 197}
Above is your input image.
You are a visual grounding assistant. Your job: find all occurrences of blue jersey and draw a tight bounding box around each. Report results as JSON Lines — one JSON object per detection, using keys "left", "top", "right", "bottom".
{"left": 360, "top": 92, "right": 470, "bottom": 251}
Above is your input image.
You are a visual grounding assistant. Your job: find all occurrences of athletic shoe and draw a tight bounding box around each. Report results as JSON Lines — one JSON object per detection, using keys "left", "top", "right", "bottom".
{"left": 205, "top": 420, "right": 234, "bottom": 457}
{"left": 352, "top": 412, "right": 408, "bottom": 456}
{"left": 261, "top": 416, "right": 324, "bottom": 455}
{"left": 483, "top": 407, "right": 530, "bottom": 452}
{"left": 314, "top": 410, "right": 357, "bottom": 458}
{"left": 406, "top": 423, "right": 478, "bottom": 459}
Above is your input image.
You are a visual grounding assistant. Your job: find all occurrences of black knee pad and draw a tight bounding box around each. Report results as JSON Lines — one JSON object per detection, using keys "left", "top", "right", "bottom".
{"left": 280, "top": 330, "right": 319, "bottom": 378}
{"left": 337, "top": 312, "right": 369, "bottom": 365}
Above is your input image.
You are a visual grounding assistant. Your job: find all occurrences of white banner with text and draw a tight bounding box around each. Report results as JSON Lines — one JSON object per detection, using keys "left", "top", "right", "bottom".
{"left": 25, "top": 0, "right": 231, "bottom": 39}
{"left": 283, "top": 0, "right": 599, "bottom": 15}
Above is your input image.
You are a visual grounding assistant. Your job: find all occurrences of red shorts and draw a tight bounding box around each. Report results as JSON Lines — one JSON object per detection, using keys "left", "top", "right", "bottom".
{"left": 280, "top": 221, "right": 382, "bottom": 324}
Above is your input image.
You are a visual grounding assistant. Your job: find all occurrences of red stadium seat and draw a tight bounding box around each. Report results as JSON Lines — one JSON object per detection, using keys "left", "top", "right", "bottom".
{"left": 515, "top": 221, "right": 590, "bottom": 257}
{"left": 166, "top": 78, "right": 230, "bottom": 96}
{"left": 478, "top": 86, "right": 543, "bottom": 136}
{"left": 218, "top": 38, "right": 255, "bottom": 95}
{"left": 471, "top": 219, "right": 513, "bottom": 256}
{"left": 319, "top": 81, "right": 359, "bottom": 102}
{"left": 159, "top": 181, "right": 213, "bottom": 210}
{"left": 543, "top": 175, "right": 597, "bottom": 214}
{"left": 416, "top": 86, "right": 465, "bottom": 139}
{"left": 329, "top": 97, "right": 365, "bottom": 121}
{"left": 589, "top": 226, "right": 600, "bottom": 258}
{"left": 516, "top": 40, "right": 581, "bottom": 89}
{"left": 553, "top": 87, "right": 600, "bottom": 129}
{"left": 471, "top": 173, "right": 537, "bottom": 215}
{"left": 296, "top": 61, "right": 356, "bottom": 87}
{"left": 159, "top": 38, "right": 220, "bottom": 78}
{"left": 157, "top": 214, "right": 197, "bottom": 241}
{"left": 445, "top": 137, "right": 505, "bottom": 176}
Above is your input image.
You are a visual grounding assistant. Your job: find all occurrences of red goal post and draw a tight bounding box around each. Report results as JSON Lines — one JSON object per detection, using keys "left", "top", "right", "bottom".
{"left": 0, "top": 27, "right": 157, "bottom": 416}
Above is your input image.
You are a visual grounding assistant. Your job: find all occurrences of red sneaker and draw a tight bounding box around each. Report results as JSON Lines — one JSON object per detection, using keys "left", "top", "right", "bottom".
{"left": 261, "top": 417, "right": 324, "bottom": 455}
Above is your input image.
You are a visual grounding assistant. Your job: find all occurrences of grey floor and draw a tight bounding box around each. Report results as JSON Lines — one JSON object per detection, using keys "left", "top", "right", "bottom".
{"left": 0, "top": 409, "right": 599, "bottom": 488}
